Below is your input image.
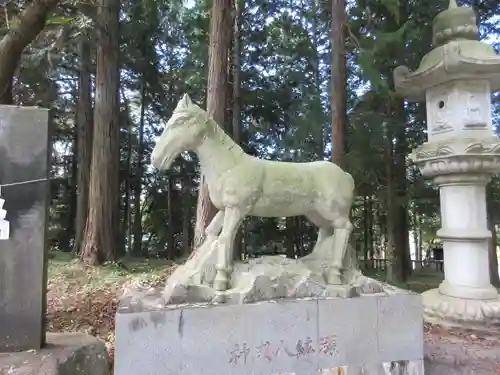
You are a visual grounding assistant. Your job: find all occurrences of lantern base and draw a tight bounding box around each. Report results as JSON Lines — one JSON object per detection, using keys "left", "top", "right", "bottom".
{"left": 422, "top": 288, "right": 500, "bottom": 330}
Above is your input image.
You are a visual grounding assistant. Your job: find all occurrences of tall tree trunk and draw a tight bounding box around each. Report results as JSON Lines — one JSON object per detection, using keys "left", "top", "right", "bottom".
{"left": 311, "top": 0, "right": 324, "bottom": 158}
{"left": 73, "top": 36, "right": 94, "bottom": 254}
{"left": 80, "top": 0, "right": 120, "bottom": 264}
{"left": 363, "top": 196, "right": 369, "bottom": 267}
{"left": 0, "top": 0, "right": 60, "bottom": 104}
{"left": 182, "top": 163, "right": 192, "bottom": 257}
{"left": 231, "top": 0, "right": 243, "bottom": 261}
{"left": 330, "top": 0, "right": 346, "bottom": 167}
{"left": 413, "top": 210, "right": 420, "bottom": 262}
{"left": 367, "top": 196, "right": 374, "bottom": 260}
{"left": 193, "top": 0, "right": 232, "bottom": 248}
{"left": 132, "top": 84, "right": 147, "bottom": 256}
{"left": 378, "top": 208, "right": 387, "bottom": 258}
{"left": 64, "top": 118, "right": 78, "bottom": 251}
{"left": 393, "top": 100, "right": 411, "bottom": 280}
{"left": 121, "top": 88, "right": 133, "bottom": 253}
{"left": 166, "top": 175, "right": 175, "bottom": 259}
{"left": 231, "top": 0, "right": 242, "bottom": 144}
{"left": 384, "top": 123, "right": 398, "bottom": 282}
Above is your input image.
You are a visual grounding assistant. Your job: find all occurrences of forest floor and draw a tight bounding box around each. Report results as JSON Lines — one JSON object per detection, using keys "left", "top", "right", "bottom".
{"left": 46, "top": 253, "right": 500, "bottom": 373}
{"left": 46, "top": 252, "right": 177, "bottom": 363}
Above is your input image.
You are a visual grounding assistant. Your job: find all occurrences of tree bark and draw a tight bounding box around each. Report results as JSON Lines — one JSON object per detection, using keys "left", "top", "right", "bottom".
{"left": 166, "top": 175, "right": 176, "bottom": 259}
{"left": 330, "top": 0, "right": 347, "bottom": 167}
{"left": 363, "top": 196, "right": 369, "bottom": 267}
{"left": 182, "top": 163, "right": 192, "bottom": 256}
{"left": 311, "top": 0, "right": 324, "bottom": 158}
{"left": 393, "top": 100, "right": 411, "bottom": 280}
{"left": 132, "top": 84, "right": 147, "bottom": 256}
{"left": 66, "top": 118, "right": 78, "bottom": 251}
{"left": 73, "top": 36, "right": 94, "bottom": 254}
{"left": 80, "top": 0, "right": 120, "bottom": 264}
{"left": 231, "top": 0, "right": 244, "bottom": 261}
{"left": 413, "top": 210, "right": 421, "bottom": 261}
{"left": 231, "top": 0, "right": 242, "bottom": 144}
{"left": 384, "top": 123, "right": 398, "bottom": 282}
{"left": 121, "top": 88, "right": 133, "bottom": 254}
{"left": 367, "top": 197, "right": 374, "bottom": 260}
{"left": 0, "top": 0, "right": 60, "bottom": 104}
{"left": 193, "top": 0, "right": 232, "bottom": 248}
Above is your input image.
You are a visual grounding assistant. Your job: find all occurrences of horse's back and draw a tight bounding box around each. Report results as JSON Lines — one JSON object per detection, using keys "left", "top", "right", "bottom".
{"left": 308, "top": 160, "right": 355, "bottom": 206}
{"left": 240, "top": 157, "right": 354, "bottom": 217}
{"left": 253, "top": 157, "right": 354, "bottom": 199}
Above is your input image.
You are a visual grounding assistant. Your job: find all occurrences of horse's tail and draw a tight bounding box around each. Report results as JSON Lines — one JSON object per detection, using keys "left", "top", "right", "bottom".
{"left": 342, "top": 244, "right": 363, "bottom": 284}
{"left": 343, "top": 171, "right": 356, "bottom": 204}
{"left": 344, "top": 172, "right": 355, "bottom": 193}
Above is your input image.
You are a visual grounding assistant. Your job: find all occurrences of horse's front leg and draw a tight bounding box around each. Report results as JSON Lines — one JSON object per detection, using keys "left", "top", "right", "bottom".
{"left": 187, "top": 211, "right": 225, "bottom": 262}
{"left": 213, "top": 208, "right": 244, "bottom": 291}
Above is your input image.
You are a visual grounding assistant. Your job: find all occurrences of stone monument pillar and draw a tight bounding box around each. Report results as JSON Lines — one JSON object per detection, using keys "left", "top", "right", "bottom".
{"left": 394, "top": 0, "right": 500, "bottom": 328}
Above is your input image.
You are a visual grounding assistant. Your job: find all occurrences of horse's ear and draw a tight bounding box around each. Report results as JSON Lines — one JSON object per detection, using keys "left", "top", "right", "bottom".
{"left": 178, "top": 93, "right": 193, "bottom": 109}
{"left": 185, "top": 94, "right": 193, "bottom": 105}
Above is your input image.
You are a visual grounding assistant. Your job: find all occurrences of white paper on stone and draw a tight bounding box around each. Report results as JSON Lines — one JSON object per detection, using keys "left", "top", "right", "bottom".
{"left": 0, "top": 219, "right": 10, "bottom": 240}
{"left": 150, "top": 94, "right": 371, "bottom": 303}
{"left": 0, "top": 190, "right": 8, "bottom": 239}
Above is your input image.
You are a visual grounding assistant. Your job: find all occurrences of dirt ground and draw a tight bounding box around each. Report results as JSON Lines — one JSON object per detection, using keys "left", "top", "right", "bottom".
{"left": 46, "top": 255, "right": 176, "bottom": 363}
{"left": 46, "top": 255, "right": 500, "bottom": 374}
{"left": 424, "top": 325, "right": 500, "bottom": 374}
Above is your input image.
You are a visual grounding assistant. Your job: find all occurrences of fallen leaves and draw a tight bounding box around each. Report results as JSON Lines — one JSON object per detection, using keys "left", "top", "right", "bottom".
{"left": 46, "top": 257, "right": 177, "bottom": 366}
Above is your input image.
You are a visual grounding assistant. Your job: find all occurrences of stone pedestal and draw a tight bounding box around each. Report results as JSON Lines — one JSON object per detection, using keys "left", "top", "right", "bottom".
{"left": 436, "top": 174, "right": 496, "bottom": 300}
{"left": 412, "top": 145, "right": 500, "bottom": 328}
{"left": 422, "top": 173, "right": 500, "bottom": 327}
{"left": 114, "top": 287, "right": 424, "bottom": 375}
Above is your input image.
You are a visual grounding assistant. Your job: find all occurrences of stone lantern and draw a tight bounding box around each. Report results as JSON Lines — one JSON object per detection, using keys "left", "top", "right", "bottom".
{"left": 394, "top": 0, "right": 500, "bottom": 328}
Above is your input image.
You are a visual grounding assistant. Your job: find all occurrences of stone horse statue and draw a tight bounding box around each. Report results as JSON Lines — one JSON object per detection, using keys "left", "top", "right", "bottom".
{"left": 151, "top": 94, "right": 356, "bottom": 292}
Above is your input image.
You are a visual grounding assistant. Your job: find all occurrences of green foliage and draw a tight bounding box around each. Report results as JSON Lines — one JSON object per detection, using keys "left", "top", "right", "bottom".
{"left": 379, "top": 0, "right": 401, "bottom": 25}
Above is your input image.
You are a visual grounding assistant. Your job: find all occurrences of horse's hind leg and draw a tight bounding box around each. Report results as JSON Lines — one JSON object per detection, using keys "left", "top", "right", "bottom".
{"left": 213, "top": 208, "right": 244, "bottom": 291}
{"left": 328, "top": 217, "right": 353, "bottom": 284}
{"left": 316, "top": 209, "right": 353, "bottom": 284}
{"left": 306, "top": 214, "right": 333, "bottom": 256}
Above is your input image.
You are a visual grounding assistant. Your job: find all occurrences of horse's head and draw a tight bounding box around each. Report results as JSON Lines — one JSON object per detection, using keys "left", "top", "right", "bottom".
{"left": 151, "top": 94, "right": 206, "bottom": 171}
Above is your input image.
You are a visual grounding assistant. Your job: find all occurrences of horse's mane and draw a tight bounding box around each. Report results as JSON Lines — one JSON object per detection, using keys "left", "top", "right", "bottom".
{"left": 183, "top": 103, "right": 246, "bottom": 156}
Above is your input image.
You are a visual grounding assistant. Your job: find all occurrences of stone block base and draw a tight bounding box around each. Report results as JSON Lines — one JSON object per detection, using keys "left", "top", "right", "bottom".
{"left": 317, "top": 361, "right": 424, "bottom": 375}
{"left": 422, "top": 288, "right": 500, "bottom": 330}
{"left": 0, "top": 333, "right": 110, "bottom": 375}
{"left": 115, "top": 289, "right": 424, "bottom": 375}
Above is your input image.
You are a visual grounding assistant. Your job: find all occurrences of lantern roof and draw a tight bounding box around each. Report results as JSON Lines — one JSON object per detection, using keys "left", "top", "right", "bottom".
{"left": 394, "top": 0, "right": 500, "bottom": 101}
